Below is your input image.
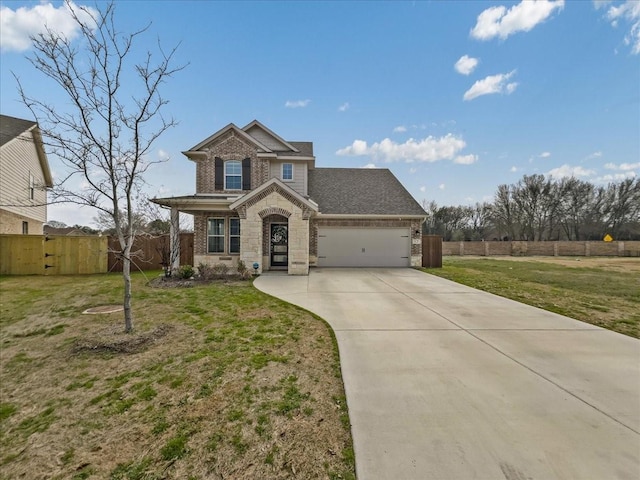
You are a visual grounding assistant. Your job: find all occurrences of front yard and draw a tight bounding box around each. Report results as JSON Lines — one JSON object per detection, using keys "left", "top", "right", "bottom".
{"left": 0, "top": 272, "right": 355, "bottom": 480}
{"left": 424, "top": 256, "right": 640, "bottom": 338}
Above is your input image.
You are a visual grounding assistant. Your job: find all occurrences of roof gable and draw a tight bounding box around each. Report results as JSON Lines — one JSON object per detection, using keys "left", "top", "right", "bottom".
{"left": 229, "top": 177, "right": 318, "bottom": 212}
{"left": 0, "top": 114, "right": 36, "bottom": 147}
{"left": 0, "top": 114, "right": 53, "bottom": 187}
{"left": 242, "top": 120, "right": 299, "bottom": 153}
{"left": 186, "top": 123, "right": 273, "bottom": 154}
{"left": 308, "top": 168, "right": 426, "bottom": 216}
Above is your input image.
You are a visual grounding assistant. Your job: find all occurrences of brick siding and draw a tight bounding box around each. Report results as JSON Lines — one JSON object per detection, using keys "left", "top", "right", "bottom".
{"left": 196, "top": 129, "right": 268, "bottom": 194}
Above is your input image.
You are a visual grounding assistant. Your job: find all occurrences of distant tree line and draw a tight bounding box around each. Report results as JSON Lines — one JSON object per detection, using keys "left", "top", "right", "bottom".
{"left": 424, "top": 175, "right": 640, "bottom": 241}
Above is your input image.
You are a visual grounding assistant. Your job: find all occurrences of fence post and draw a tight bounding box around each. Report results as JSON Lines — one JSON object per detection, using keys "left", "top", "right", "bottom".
{"left": 585, "top": 242, "right": 590, "bottom": 257}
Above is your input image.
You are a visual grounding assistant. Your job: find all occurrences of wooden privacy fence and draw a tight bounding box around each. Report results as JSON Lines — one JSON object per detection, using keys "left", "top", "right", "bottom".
{"left": 107, "top": 233, "right": 193, "bottom": 272}
{"left": 422, "top": 235, "right": 443, "bottom": 268}
{"left": 0, "top": 234, "right": 108, "bottom": 275}
{"left": 443, "top": 240, "right": 640, "bottom": 257}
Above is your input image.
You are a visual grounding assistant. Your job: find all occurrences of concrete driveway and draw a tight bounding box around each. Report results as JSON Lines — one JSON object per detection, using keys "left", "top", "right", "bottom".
{"left": 255, "top": 268, "right": 640, "bottom": 480}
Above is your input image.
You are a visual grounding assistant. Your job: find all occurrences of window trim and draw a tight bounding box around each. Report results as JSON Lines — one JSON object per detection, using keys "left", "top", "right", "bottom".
{"left": 281, "top": 163, "right": 294, "bottom": 182}
{"left": 224, "top": 160, "right": 242, "bottom": 190}
{"left": 229, "top": 218, "right": 240, "bottom": 254}
{"left": 29, "top": 173, "right": 35, "bottom": 200}
{"left": 207, "top": 217, "right": 225, "bottom": 254}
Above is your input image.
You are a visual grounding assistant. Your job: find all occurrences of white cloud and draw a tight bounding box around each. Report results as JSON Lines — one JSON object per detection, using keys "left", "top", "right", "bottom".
{"left": 393, "top": 125, "right": 407, "bottom": 133}
{"left": 338, "top": 139, "right": 368, "bottom": 156}
{"left": 454, "top": 55, "right": 479, "bottom": 75}
{"left": 409, "top": 167, "right": 418, "bottom": 174}
{"left": 158, "top": 149, "right": 170, "bottom": 161}
{"left": 285, "top": 99, "right": 310, "bottom": 108}
{"left": 0, "top": 2, "right": 97, "bottom": 53}
{"left": 594, "top": 1, "right": 612, "bottom": 10}
{"left": 585, "top": 151, "right": 603, "bottom": 160}
{"left": 362, "top": 163, "right": 377, "bottom": 169}
{"left": 470, "top": 0, "right": 565, "bottom": 41}
{"left": 463, "top": 70, "right": 518, "bottom": 101}
{"left": 547, "top": 164, "right": 596, "bottom": 178}
{"left": 604, "top": 161, "right": 640, "bottom": 170}
{"left": 454, "top": 154, "right": 478, "bottom": 165}
{"left": 338, "top": 102, "right": 350, "bottom": 112}
{"left": 420, "top": 186, "right": 427, "bottom": 193}
{"left": 336, "top": 134, "right": 473, "bottom": 164}
{"left": 539, "top": 151, "right": 551, "bottom": 158}
{"left": 599, "top": 171, "right": 637, "bottom": 181}
{"left": 438, "top": 183, "right": 446, "bottom": 190}
{"left": 510, "top": 166, "right": 519, "bottom": 172}
{"left": 602, "top": 1, "right": 640, "bottom": 54}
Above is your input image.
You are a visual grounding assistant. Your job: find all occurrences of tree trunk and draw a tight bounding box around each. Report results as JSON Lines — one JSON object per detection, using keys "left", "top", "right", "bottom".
{"left": 123, "top": 242, "right": 133, "bottom": 333}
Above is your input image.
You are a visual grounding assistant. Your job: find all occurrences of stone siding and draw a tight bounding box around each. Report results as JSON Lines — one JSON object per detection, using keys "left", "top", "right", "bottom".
{"left": 241, "top": 191, "right": 310, "bottom": 275}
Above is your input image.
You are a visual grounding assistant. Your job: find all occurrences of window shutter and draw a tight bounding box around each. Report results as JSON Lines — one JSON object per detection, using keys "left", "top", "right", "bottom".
{"left": 214, "top": 157, "right": 223, "bottom": 190}
{"left": 242, "top": 158, "right": 251, "bottom": 190}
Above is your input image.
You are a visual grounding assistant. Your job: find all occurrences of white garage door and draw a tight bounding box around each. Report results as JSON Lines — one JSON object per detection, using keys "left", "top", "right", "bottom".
{"left": 317, "top": 227, "right": 411, "bottom": 267}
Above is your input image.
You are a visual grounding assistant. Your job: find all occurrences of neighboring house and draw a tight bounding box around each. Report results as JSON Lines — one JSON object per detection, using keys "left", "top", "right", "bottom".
{"left": 0, "top": 114, "right": 53, "bottom": 235}
{"left": 152, "top": 121, "right": 426, "bottom": 275}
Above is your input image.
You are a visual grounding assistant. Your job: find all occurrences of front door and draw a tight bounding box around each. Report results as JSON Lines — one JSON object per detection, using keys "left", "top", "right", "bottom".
{"left": 270, "top": 223, "right": 288, "bottom": 268}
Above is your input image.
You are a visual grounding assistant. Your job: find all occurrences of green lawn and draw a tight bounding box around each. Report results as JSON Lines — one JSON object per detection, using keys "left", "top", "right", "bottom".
{"left": 423, "top": 257, "right": 640, "bottom": 338}
{"left": 0, "top": 272, "right": 355, "bottom": 480}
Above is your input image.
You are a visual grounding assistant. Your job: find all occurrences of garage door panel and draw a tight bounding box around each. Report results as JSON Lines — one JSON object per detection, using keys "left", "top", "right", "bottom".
{"left": 318, "top": 228, "right": 410, "bottom": 267}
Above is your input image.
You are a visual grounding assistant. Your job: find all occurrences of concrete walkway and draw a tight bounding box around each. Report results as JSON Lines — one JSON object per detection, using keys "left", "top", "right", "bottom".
{"left": 255, "top": 268, "right": 640, "bottom": 480}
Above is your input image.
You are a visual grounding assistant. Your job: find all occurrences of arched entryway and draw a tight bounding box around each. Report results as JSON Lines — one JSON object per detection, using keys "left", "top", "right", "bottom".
{"left": 260, "top": 211, "right": 290, "bottom": 270}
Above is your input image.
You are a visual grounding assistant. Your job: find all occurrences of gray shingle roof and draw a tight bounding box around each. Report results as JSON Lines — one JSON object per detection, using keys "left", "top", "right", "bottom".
{"left": 308, "top": 168, "right": 426, "bottom": 216}
{"left": 287, "top": 142, "right": 314, "bottom": 156}
{"left": 0, "top": 114, "right": 37, "bottom": 147}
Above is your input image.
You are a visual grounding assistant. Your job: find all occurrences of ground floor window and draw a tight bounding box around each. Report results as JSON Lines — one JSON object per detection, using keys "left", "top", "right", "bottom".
{"left": 229, "top": 218, "right": 240, "bottom": 253}
{"left": 207, "top": 218, "right": 224, "bottom": 253}
{"left": 207, "top": 217, "right": 241, "bottom": 254}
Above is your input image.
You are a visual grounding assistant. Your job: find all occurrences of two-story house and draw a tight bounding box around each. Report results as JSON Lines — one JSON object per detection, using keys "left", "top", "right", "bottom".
{"left": 152, "top": 121, "right": 426, "bottom": 275}
{"left": 0, "top": 114, "right": 53, "bottom": 235}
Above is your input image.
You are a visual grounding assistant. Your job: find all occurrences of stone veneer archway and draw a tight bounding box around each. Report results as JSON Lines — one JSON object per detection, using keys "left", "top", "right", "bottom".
{"left": 237, "top": 190, "right": 310, "bottom": 275}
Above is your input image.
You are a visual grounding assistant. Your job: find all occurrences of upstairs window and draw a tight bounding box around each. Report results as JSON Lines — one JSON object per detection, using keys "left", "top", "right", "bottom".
{"left": 282, "top": 163, "right": 293, "bottom": 181}
{"left": 29, "top": 173, "right": 34, "bottom": 200}
{"left": 215, "top": 158, "right": 250, "bottom": 191}
{"left": 225, "top": 161, "right": 242, "bottom": 190}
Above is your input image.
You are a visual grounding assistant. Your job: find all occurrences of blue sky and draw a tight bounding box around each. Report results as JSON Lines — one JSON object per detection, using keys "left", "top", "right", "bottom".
{"left": 1, "top": 0, "right": 639, "bottom": 227}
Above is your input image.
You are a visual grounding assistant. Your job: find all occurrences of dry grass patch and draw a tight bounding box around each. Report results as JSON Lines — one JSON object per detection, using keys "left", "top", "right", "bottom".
{"left": 0, "top": 272, "right": 354, "bottom": 480}
{"left": 424, "top": 256, "right": 639, "bottom": 338}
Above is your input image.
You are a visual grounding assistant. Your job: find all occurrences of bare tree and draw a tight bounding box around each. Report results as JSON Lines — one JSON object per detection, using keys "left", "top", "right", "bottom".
{"left": 16, "top": 1, "right": 184, "bottom": 332}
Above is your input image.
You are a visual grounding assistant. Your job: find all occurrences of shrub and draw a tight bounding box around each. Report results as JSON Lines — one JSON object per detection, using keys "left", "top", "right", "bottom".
{"left": 237, "top": 259, "right": 247, "bottom": 275}
{"left": 197, "top": 262, "right": 215, "bottom": 281}
{"left": 176, "top": 264, "right": 195, "bottom": 279}
{"left": 212, "top": 263, "right": 229, "bottom": 278}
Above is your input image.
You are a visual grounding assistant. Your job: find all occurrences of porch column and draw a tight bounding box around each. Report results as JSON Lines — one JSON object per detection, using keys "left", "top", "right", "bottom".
{"left": 239, "top": 216, "right": 263, "bottom": 274}
{"left": 170, "top": 207, "right": 180, "bottom": 272}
